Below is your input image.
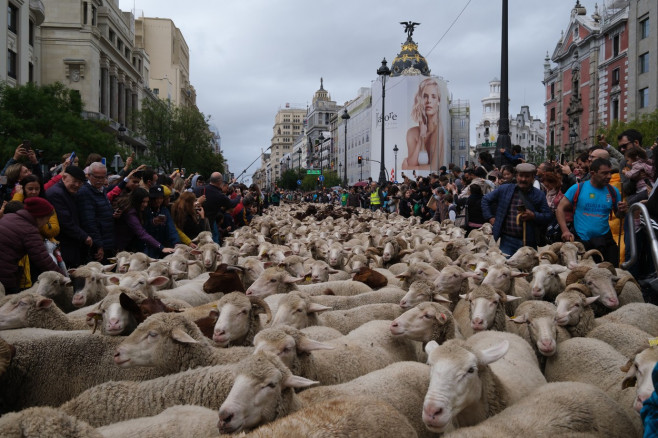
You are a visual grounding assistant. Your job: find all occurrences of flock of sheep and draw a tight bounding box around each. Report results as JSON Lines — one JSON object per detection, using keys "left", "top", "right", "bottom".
{"left": 0, "top": 202, "right": 657, "bottom": 437}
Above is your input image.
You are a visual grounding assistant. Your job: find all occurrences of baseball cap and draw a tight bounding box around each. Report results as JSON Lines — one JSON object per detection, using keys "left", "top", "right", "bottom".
{"left": 149, "top": 185, "right": 164, "bottom": 198}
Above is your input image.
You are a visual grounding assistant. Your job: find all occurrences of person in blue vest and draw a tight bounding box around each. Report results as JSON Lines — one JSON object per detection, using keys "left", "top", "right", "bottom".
{"left": 481, "top": 163, "right": 553, "bottom": 256}
{"left": 556, "top": 158, "right": 628, "bottom": 267}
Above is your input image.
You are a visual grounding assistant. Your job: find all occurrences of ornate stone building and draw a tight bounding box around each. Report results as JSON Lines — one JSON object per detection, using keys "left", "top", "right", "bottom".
{"left": 1, "top": 0, "right": 45, "bottom": 85}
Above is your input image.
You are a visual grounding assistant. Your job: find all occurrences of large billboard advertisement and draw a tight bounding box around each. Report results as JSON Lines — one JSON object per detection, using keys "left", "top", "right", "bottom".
{"left": 371, "top": 75, "right": 450, "bottom": 181}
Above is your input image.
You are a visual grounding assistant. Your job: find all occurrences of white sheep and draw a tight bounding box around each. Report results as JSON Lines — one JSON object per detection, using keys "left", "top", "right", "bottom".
{"left": 68, "top": 266, "right": 119, "bottom": 308}
{"left": 395, "top": 262, "right": 441, "bottom": 290}
{"left": 565, "top": 265, "right": 644, "bottom": 315}
{"left": 0, "top": 292, "right": 90, "bottom": 331}
{"left": 253, "top": 320, "right": 421, "bottom": 385}
{"left": 245, "top": 267, "right": 372, "bottom": 298}
{"left": 509, "top": 299, "right": 571, "bottom": 359}
{"left": 114, "top": 313, "right": 253, "bottom": 375}
{"left": 270, "top": 291, "right": 403, "bottom": 334}
{"left": 620, "top": 346, "right": 658, "bottom": 413}
{"left": 587, "top": 322, "right": 655, "bottom": 359}
{"left": 527, "top": 263, "right": 568, "bottom": 301}
{"left": 0, "top": 406, "right": 103, "bottom": 438}
{"left": 390, "top": 302, "right": 463, "bottom": 345}
{"left": 442, "top": 382, "right": 641, "bottom": 438}
{"left": 211, "top": 292, "right": 271, "bottom": 347}
{"left": 310, "top": 286, "right": 407, "bottom": 311}
{"left": 423, "top": 330, "right": 546, "bottom": 433}
{"left": 399, "top": 280, "right": 451, "bottom": 310}
{"left": 480, "top": 263, "right": 531, "bottom": 315}
{"left": 454, "top": 284, "right": 520, "bottom": 336}
{"left": 29, "top": 271, "right": 75, "bottom": 312}
{"left": 305, "top": 259, "right": 350, "bottom": 283}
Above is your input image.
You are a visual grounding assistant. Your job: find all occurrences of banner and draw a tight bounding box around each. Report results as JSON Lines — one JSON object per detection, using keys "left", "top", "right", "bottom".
{"left": 371, "top": 75, "right": 450, "bottom": 179}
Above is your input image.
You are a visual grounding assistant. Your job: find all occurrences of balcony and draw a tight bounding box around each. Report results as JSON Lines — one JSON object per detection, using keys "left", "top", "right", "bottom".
{"left": 29, "top": 0, "right": 45, "bottom": 26}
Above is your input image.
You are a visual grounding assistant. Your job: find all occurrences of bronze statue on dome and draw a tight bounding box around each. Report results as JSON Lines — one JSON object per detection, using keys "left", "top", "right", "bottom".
{"left": 400, "top": 21, "right": 420, "bottom": 40}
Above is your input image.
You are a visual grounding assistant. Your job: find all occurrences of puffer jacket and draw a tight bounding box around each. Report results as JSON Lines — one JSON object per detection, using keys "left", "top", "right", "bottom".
{"left": 77, "top": 183, "right": 115, "bottom": 252}
{"left": 0, "top": 210, "right": 63, "bottom": 291}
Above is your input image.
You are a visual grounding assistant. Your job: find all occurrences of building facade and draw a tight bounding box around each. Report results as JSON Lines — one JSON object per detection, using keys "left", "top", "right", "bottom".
{"left": 134, "top": 16, "right": 196, "bottom": 107}
{"left": 306, "top": 78, "right": 339, "bottom": 172}
{"left": 1, "top": 0, "right": 45, "bottom": 85}
{"left": 269, "top": 104, "right": 305, "bottom": 183}
{"left": 449, "top": 99, "right": 470, "bottom": 168}
{"left": 335, "top": 87, "right": 373, "bottom": 184}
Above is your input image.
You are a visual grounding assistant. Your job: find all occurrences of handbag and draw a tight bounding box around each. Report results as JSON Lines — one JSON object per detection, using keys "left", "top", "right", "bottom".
{"left": 426, "top": 196, "right": 438, "bottom": 211}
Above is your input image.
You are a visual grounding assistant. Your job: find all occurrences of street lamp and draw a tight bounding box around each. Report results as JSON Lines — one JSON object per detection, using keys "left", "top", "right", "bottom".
{"left": 393, "top": 144, "right": 399, "bottom": 183}
{"left": 341, "top": 108, "right": 350, "bottom": 186}
{"left": 377, "top": 58, "right": 391, "bottom": 186}
{"left": 339, "top": 162, "right": 342, "bottom": 183}
{"left": 318, "top": 132, "right": 325, "bottom": 189}
{"left": 297, "top": 148, "right": 302, "bottom": 173}
{"left": 286, "top": 156, "right": 291, "bottom": 172}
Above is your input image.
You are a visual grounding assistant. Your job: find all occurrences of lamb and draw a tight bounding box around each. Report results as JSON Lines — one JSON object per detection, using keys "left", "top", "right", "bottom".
{"left": 211, "top": 292, "right": 271, "bottom": 347}
{"left": 0, "top": 406, "right": 103, "bottom": 438}
{"left": 60, "top": 363, "right": 240, "bottom": 427}
{"left": 527, "top": 263, "right": 568, "bottom": 301}
{"left": 245, "top": 267, "right": 372, "bottom": 298}
{"left": 222, "top": 395, "right": 418, "bottom": 438}
{"left": 442, "top": 382, "right": 641, "bottom": 438}
{"left": 422, "top": 330, "right": 546, "bottom": 433}
{"left": 390, "top": 302, "right": 463, "bottom": 345}
{"left": 270, "top": 291, "right": 403, "bottom": 334}
{"left": 0, "top": 292, "right": 90, "bottom": 331}
{"left": 113, "top": 313, "right": 253, "bottom": 375}
{"left": 0, "top": 331, "right": 166, "bottom": 411}
{"left": 253, "top": 321, "right": 421, "bottom": 386}
{"left": 509, "top": 300, "right": 571, "bottom": 358}
{"left": 29, "top": 271, "right": 75, "bottom": 312}
{"left": 544, "top": 337, "right": 644, "bottom": 429}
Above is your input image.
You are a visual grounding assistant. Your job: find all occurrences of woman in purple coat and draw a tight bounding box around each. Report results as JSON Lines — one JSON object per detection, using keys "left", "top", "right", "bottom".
{"left": 114, "top": 188, "right": 174, "bottom": 255}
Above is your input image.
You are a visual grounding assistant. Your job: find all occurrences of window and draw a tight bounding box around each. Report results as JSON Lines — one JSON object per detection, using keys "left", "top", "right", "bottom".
{"left": 117, "top": 39, "right": 123, "bottom": 51}
{"left": 612, "top": 67, "right": 620, "bottom": 85}
{"left": 28, "top": 62, "right": 33, "bottom": 83}
{"left": 7, "top": 49, "right": 17, "bottom": 79}
{"left": 459, "top": 139, "right": 466, "bottom": 150}
{"left": 611, "top": 99, "right": 619, "bottom": 120}
{"left": 153, "top": 88, "right": 159, "bottom": 95}
{"left": 613, "top": 34, "right": 620, "bottom": 57}
{"left": 83, "top": 2, "right": 88, "bottom": 25}
{"left": 573, "top": 25, "right": 579, "bottom": 41}
{"left": 91, "top": 5, "right": 97, "bottom": 26}
{"left": 550, "top": 83, "right": 555, "bottom": 99}
{"left": 639, "top": 88, "right": 649, "bottom": 108}
{"left": 109, "top": 29, "right": 115, "bottom": 43}
{"left": 125, "top": 47, "right": 130, "bottom": 59}
{"left": 460, "top": 119, "right": 466, "bottom": 128}
{"left": 29, "top": 20, "right": 34, "bottom": 46}
{"left": 550, "top": 107, "right": 555, "bottom": 121}
{"left": 8, "top": 3, "right": 18, "bottom": 33}
{"left": 640, "top": 18, "right": 649, "bottom": 39}
{"left": 640, "top": 53, "right": 649, "bottom": 74}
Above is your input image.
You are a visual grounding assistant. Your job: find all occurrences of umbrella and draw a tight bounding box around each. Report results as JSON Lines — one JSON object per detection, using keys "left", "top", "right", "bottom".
{"left": 353, "top": 181, "right": 368, "bottom": 187}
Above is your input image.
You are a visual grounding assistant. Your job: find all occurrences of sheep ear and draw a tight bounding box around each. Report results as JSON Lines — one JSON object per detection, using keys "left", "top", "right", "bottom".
{"left": 119, "top": 293, "right": 140, "bottom": 313}
{"left": 108, "top": 276, "right": 121, "bottom": 285}
{"left": 425, "top": 340, "right": 439, "bottom": 356}
{"left": 190, "top": 249, "right": 202, "bottom": 255}
{"left": 505, "top": 295, "right": 522, "bottom": 302}
{"left": 432, "top": 293, "right": 451, "bottom": 304}
{"left": 328, "top": 268, "right": 340, "bottom": 274}
{"left": 478, "top": 340, "right": 509, "bottom": 365}
{"left": 584, "top": 296, "right": 600, "bottom": 306}
{"left": 171, "top": 328, "right": 199, "bottom": 344}
{"left": 621, "top": 361, "right": 638, "bottom": 389}
{"left": 283, "top": 375, "right": 319, "bottom": 389}
{"left": 307, "top": 303, "right": 332, "bottom": 314}
{"left": 511, "top": 271, "right": 529, "bottom": 278}
{"left": 552, "top": 265, "right": 568, "bottom": 273}
{"left": 148, "top": 276, "right": 170, "bottom": 287}
{"left": 459, "top": 293, "right": 469, "bottom": 301}
{"left": 36, "top": 298, "right": 53, "bottom": 309}
{"left": 297, "top": 336, "right": 335, "bottom": 353}
{"left": 208, "top": 309, "right": 219, "bottom": 319}
{"left": 283, "top": 275, "right": 306, "bottom": 284}
{"left": 510, "top": 315, "right": 527, "bottom": 324}
{"left": 102, "top": 264, "right": 117, "bottom": 272}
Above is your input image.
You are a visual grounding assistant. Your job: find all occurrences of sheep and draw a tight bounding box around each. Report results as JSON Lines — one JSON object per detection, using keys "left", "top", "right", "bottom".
{"left": 270, "top": 291, "right": 403, "bottom": 334}
{"left": 192, "top": 242, "right": 221, "bottom": 271}
{"left": 399, "top": 280, "right": 450, "bottom": 309}
{"left": 0, "top": 337, "right": 12, "bottom": 377}
{"left": 156, "top": 280, "right": 224, "bottom": 307}
{"left": 146, "top": 261, "right": 179, "bottom": 289}
{"left": 211, "top": 292, "right": 271, "bottom": 347}
{"left": 245, "top": 267, "right": 372, "bottom": 298}
{"left": 422, "top": 330, "right": 546, "bottom": 433}
{"left": 217, "top": 245, "right": 241, "bottom": 266}
{"left": 442, "top": 382, "right": 641, "bottom": 438}
{"left": 114, "top": 313, "right": 253, "bottom": 375}
{"left": 620, "top": 346, "right": 658, "bottom": 413}
{"left": 395, "top": 262, "right": 441, "bottom": 290}
{"left": 505, "top": 246, "right": 539, "bottom": 272}
{"left": 480, "top": 263, "right": 531, "bottom": 315}
{"left": 277, "top": 255, "right": 308, "bottom": 278}
{"left": 113, "top": 250, "right": 132, "bottom": 273}
{"left": 390, "top": 302, "right": 463, "bottom": 345}
{"left": 326, "top": 241, "right": 348, "bottom": 269}
{"left": 223, "top": 395, "right": 418, "bottom": 438}
{"left": 253, "top": 321, "right": 421, "bottom": 386}
{"left": 380, "top": 236, "right": 407, "bottom": 266}
{"left": 554, "top": 288, "right": 599, "bottom": 337}
{"left": 95, "top": 405, "right": 218, "bottom": 438}
{"left": 455, "top": 284, "right": 520, "bottom": 335}
{"left": 0, "top": 406, "right": 103, "bottom": 438}
{"left": 60, "top": 363, "right": 241, "bottom": 427}
{"left": 0, "top": 331, "right": 166, "bottom": 411}
{"left": 237, "top": 257, "right": 264, "bottom": 289}
{"left": 587, "top": 323, "right": 655, "bottom": 359}
{"left": 598, "top": 302, "right": 658, "bottom": 336}
{"left": 68, "top": 266, "right": 118, "bottom": 308}
{"left": 564, "top": 265, "right": 643, "bottom": 315}
{"left": 544, "top": 337, "right": 643, "bottom": 430}
{"left": 509, "top": 300, "right": 571, "bottom": 359}
{"left": 29, "top": 271, "right": 75, "bottom": 312}
{"left": 305, "top": 259, "right": 350, "bottom": 283}
{"left": 432, "top": 265, "right": 476, "bottom": 310}
{"left": 191, "top": 230, "right": 214, "bottom": 246}
{"left": 0, "top": 292, "right": 90, "bottom": 331}
{"left": 527, "top": 263, "right": 568, "bottom": 301}
{"left": 310, "top": 286, "right": 407, "bottom": 311}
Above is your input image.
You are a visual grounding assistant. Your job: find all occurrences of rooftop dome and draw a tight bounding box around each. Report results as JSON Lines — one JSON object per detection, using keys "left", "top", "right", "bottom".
{"left": 391, "top": 22, "right": 430, "bottom": 77}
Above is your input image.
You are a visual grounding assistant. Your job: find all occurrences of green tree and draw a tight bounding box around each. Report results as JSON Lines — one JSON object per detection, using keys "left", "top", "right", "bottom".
{"left": 0, "top": 82, "right": 118, "bottom": 166}
{"left": 598, "top": 109, "right": 658, "bottom": 148}
{"left": 276, "top": 169, "right": 299, "bottom": 190}
{"left": 137, "top": 99, "right": 223, "bottom": 175}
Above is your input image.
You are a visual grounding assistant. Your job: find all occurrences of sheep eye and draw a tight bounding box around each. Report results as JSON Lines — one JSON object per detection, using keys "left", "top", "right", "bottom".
{"left": 270, "top": 279, "right": 277, "bottom": 283}
{"left": 423, "top": 314, "right": 433, "bottom": 319}
{"left": 282, "top": 347, "right": 291, "bottom": 353}
{"left": 266, "top": 382, "right": 276, "bottom": 388}
{"left": 148, "top": 331, "right": 158, "bottom": 338}
{"left": 295, "top": 308, "right": 303, "bottom": 313}
{"left": 18, "top": 300, "right": 27, "bottom": 306}
{"left": 467, "top": 367, "right": 476, "bottom": 374}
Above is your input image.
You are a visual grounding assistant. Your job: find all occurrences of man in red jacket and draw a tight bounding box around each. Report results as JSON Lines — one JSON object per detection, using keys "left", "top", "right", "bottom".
{"left": 0, "top": 197, "right": 65, "bottom": 293}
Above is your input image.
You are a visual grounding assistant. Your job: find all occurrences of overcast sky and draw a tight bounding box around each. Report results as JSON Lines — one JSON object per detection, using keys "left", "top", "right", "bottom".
{"left": 121, "top": 0, "right": 604, "bottom": 181}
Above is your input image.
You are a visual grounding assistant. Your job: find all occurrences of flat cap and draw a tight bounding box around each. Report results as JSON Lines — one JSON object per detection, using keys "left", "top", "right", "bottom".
{"left": 516, "top": 163, "right": 536, "bottom": 173}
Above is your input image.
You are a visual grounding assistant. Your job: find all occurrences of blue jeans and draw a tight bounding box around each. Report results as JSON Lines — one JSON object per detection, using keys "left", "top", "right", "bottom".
{"left": 211, "top": 221, "right": 220, "bottom": 244}
{"left": 500, "top": 234, "right": 525, "bottom": 258}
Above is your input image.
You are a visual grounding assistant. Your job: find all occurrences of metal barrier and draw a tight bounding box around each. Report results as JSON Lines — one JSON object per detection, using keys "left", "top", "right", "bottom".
{"left": 621, "top": 202, "right": 658, "bottom": 274}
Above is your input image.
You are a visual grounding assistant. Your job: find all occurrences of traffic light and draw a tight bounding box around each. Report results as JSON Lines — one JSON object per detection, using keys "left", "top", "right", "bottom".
{"left": 358, "top": 155, "right": 362, "bottom": 164}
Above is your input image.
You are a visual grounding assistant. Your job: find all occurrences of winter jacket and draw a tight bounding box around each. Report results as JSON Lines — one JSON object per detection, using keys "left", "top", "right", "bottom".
{"left": 481, "top": 184, "right": 553, "bottom": 246}
{"left": 143, "top": 206, "right": 180, "bottom": 258}
{"left": 0, "top": 210, "right": 63, "bottom": 291}
{"left": 46, "top": 180, "right": 89, "bottom": 268}
{"left": 115, "top": 208, "right": 162, "bottom": 253}
{"left": 77, "top": 183, "right": 115, "bottom": 252}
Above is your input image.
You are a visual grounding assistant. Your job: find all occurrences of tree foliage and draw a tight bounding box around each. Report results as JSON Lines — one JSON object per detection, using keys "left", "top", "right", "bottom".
{"left": 277, "top": 169, "right": 300, "bottom": 190}
{"left": 299, "top": 170, "right": 341, "bottom": 192}
{"left": 0, "top": 82, "right": 118, "bottom": 166}
{"left": 137, "top": 99, "right": 224, "bottom": 176}
{"left": 599, "top": 109, "right": 658, "bottom": 147}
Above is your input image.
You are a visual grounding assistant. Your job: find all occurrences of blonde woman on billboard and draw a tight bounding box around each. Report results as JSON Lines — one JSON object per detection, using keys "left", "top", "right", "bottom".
{"left": 402, "top": 78, "right": 443, "bottom": 171}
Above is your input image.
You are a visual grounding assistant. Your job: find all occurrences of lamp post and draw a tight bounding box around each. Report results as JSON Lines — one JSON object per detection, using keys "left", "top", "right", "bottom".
{"left": 341, "top": 108, "right": 350, "bottom": 186}
{"left": 297, "top": 149, "right": 302, "bottom": 175}
{"left": 286, "top": 156, "right": 291, "bottom": 172}
{"left": 393, "top": 144, "right": 399, "bottom": 183}
{"left": 377, "top": 58, "right": 391, "bottom": 186}
{"left": 318, "top": 132, "right": 325, "bottom": 189}
{"left": 339, "top": 162, "right": 342, "bottom": 184}
{"left": 495, "top": 0, "right": 512, "bottom": 168}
